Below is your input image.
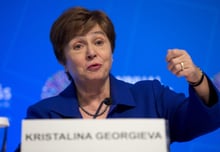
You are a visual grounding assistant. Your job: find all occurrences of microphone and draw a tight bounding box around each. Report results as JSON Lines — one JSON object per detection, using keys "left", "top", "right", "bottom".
{"left": 103, "top": 97, "right": 112, "bottom": 106}
{"left": 93, "top": 97, "right": 112, "bottom": 119}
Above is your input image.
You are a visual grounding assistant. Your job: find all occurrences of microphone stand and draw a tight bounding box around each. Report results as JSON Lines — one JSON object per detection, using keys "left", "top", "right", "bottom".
{"left": 93, "top": 98, "right": 112, "bottom": 119}
{"left": 1, "top": 127, "right": 8, "bottom": 152}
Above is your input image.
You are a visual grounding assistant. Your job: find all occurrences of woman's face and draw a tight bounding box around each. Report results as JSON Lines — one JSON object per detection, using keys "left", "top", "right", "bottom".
{"left": 63, "top": 25, "right": 113, "bottom": 83}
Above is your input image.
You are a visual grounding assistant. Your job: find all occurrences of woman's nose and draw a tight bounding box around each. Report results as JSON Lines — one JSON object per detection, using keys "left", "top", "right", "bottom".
{"left": 87, "top": 53, "right": 97, "bottom": 60}
{"left": 86, "top": 45, "right": 97, "bottom": 60}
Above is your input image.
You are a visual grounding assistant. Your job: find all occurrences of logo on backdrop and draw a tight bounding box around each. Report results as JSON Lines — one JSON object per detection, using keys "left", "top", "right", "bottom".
{"left": 41, "top": 71, "right": 71, "bottom": 99}
{"left": 0, "top": 84, "right": 12, "bottom": 108}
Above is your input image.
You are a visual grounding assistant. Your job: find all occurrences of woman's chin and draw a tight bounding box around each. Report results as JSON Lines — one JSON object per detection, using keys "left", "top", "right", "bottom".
{"left": 86, "top": 73, "right": 108, "bottom": 81}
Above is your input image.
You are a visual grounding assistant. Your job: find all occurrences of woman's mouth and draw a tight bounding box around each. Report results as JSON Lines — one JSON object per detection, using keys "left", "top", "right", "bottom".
{"left": 87, "top": 63, "right": 102, "bottom": 71}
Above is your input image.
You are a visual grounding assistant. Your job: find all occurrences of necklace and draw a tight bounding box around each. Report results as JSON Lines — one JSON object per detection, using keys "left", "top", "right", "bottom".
{"left": 79, "top": 104, "right": 109, "bottom": 118}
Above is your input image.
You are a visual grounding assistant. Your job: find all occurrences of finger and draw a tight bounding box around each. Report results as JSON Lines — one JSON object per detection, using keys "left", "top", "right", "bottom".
{"left": 167, "top": 54, "right": 185, "bottom": 71}
{"left": 166, "top": 49, "right": 184, "bottom": 62}
{"left": 169, "top": 62, "right": 184, "bottom": 75}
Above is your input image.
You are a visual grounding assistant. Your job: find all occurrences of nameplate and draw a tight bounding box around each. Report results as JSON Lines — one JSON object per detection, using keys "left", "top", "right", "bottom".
{"left": 21, "top": 119, "right": 169, "bottom": 152}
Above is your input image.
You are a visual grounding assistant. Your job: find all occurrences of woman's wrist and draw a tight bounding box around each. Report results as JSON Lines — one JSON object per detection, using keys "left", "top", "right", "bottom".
{"left": 188, "top": 68, "right": 204, "bottom": 87}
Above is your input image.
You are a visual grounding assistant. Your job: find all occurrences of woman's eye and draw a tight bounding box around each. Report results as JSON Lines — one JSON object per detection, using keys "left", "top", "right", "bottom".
{"left": 95, "top": 40, "right": 104, "bottom": 46}
{"left": 73, "top": 44, "right": 83, "bottom": 50}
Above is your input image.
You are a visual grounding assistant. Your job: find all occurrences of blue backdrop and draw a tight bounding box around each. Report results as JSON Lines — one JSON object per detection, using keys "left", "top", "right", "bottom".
{"left": 1, "top": 0, "right": 220, "bottom": 151}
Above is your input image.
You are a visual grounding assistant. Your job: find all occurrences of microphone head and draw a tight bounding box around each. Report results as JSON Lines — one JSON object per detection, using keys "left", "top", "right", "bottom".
{"left": 103, "top": 97, "right": 112, "bottom": 105}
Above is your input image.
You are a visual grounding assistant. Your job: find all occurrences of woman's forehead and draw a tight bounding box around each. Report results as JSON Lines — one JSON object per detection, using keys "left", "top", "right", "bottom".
{"left": 72, "top": 25, "right": 106, "bottom": 40}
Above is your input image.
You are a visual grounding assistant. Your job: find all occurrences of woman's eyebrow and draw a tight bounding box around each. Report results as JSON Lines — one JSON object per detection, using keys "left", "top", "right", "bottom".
{"left": 72, "top": 31, "right": 106, "bottom": 41}
{"left": 90, "top": 31, "right": 106, "bottom": 36}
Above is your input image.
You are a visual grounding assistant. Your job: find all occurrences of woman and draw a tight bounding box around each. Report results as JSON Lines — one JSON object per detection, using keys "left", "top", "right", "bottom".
{"left": 16, "top": 6, "right": 220, "bottom": 151}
